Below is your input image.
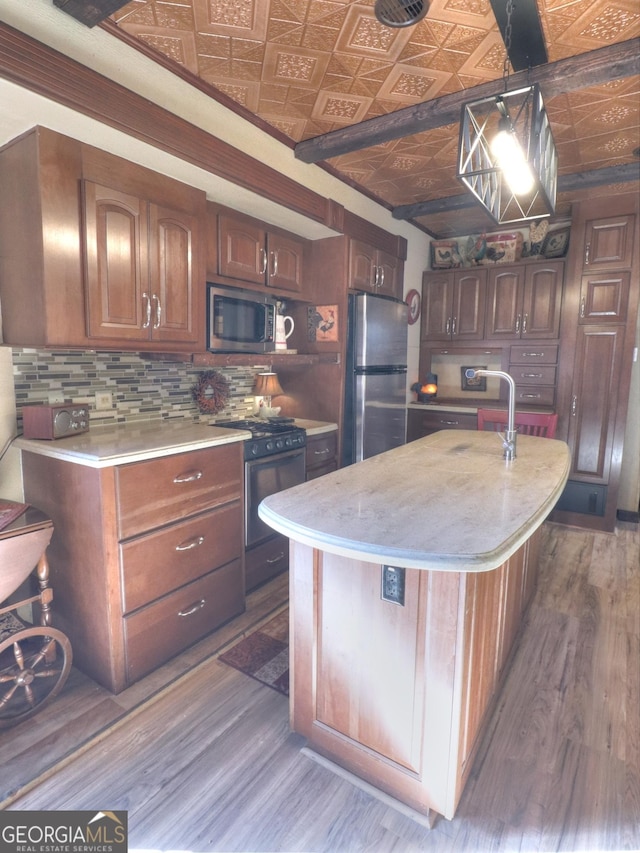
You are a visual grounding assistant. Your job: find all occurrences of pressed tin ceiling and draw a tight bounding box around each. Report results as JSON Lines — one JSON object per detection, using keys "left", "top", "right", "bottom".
{"left": 102, "top": 0, "right": 639, "bottom": 237}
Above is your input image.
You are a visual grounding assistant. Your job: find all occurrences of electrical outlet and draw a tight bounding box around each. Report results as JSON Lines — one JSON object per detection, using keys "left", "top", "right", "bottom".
{"left": 95, "top": 391, "right": 113, "bottom": 410}
{"left": 381, "top": 565, "right": 405, "bottom": 606}
{"left": 48, "top": 392, "right": 65, "bottom": 405}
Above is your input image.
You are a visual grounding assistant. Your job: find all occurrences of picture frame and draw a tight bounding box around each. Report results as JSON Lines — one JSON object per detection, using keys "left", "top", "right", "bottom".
{"left": 541, "top": 226, "right": 570, "bottom": 259}
{"left": 308, "top": 305, "right": 338, "bottom": 342}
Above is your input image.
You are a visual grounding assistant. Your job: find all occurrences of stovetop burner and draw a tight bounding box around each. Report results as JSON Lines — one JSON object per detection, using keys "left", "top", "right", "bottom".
{"left": 216, "top": 417, "right": 306, "bottom": 459}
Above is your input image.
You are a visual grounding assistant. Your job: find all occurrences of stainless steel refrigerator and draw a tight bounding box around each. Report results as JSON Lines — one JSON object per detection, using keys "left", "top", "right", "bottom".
{"left": 343, "top": 291, "right": 408, "bottom": 466}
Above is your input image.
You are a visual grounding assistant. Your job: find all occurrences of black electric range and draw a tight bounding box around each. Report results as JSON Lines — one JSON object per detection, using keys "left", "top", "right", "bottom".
{"left": 216, "top": 417, "right": 306, "bottom": 460}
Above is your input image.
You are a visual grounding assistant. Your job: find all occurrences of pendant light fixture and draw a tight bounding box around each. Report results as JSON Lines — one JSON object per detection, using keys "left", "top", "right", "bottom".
{"left": 456, "top": 0, "right": 557, "bottom": 225}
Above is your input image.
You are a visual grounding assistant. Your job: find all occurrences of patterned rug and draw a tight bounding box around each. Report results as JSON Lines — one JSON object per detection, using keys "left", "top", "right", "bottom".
{"left": 218, "top": 608, "right": 289, "bottom": 696}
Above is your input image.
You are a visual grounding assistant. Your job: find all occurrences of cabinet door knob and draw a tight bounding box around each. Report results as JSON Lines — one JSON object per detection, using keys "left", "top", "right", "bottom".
{"left": 580, "top": 297, "right": 586, "bottom": 319}
{"left": 173, "top": 470, "right": 203, "bottom": 483}
{"left": 451, "top": 316, "right": 457, "bottom": 336}
{"left": 446, "top": 318, "right": 451, "bottom": 336}
{"left": 152, "top": 293, "right": 162, "bottom": 329}
{"left": 259, "top": 247, "right": 268, "bottom": 275}
{"left": 571, "top": 395, "right": 577, "bottom": 415}
{"left": 178, "top": 598, "right": 206, "bottom": 617}
{"left": 373, "top": 265, "right": 379, "bottom": 288}
{"left": 175, "top": 535, "right": 205, "bottom": 551}
{"left": 522, "top": 313, "right": 528, "bottom": 333}
{"left": 266, "top": 552, "right": 286, "bottom": 565}
{"left": 142, "top": 292, "right": 151, "bottom": 329}
{"left": 378, "top": 265, "right": 385, "bottom": 288}
{"left": 269, "top": 250, "right": 279, "bottom": 278}
{"left": 585, "top": 243, "right": 590, "bottom": 265}
{"left": 515, "top": 314, "right": 521, "bottom": 333}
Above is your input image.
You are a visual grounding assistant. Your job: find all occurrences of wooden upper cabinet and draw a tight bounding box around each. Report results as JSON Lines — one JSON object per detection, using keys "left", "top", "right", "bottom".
{"left": 421, "top": 269, "right": 486, "bottom": 341}
{"left": 485, "top": 262, "right": 562, "bottom": 340}
{"left": 349, "top": 239, "right": 402, "bottom": 299}
{"left": 579, "top": 271, "right": 630, "bottom": 324}
{"left": 584, "top": 215, "right": 635, "bottom": 269}
{"left": 0, "top": 127, "right": 205, "bottom": 351}
{"left": 521, "top": 262, "right": 563, "bottom": 338}
{"left": 267, "top": 231, "right": 304, "bottom": 293}
{"left": 84, "top": 182, "right": 201, "bottom": 345}
{"left": 218, "top": 212, "right": 304, "bottom": 293}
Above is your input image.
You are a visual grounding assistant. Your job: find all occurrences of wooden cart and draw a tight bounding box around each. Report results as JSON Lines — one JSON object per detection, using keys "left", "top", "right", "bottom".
{"left": 0, "top": 503, "right": 72, "bottom": 727}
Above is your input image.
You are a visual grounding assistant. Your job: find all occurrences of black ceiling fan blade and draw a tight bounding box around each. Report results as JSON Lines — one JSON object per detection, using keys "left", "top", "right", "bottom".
{"left": 489, "top": 0, "right": 548, "bottom": 70}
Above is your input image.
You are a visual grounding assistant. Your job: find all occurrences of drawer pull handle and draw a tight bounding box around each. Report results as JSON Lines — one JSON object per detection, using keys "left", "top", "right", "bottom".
{"left": 520, "top": 393, "right": 542, "bottom": 399}
{"left": 440, "top": 419, "right": 459, "bottom": 425}
{"left": 175, "top": 535, "right": 205, "bottom": 551}
{"left": 314, "top": 448, "right": 331, "bottom": 456}
{"left": 173, "top": 470, "right": 203, "bottom": 483}
{"left": 521, "top": 372, "right": 543, "bottom": 378}
{"left": 267, "top": 552, "right": 286, "bottom": 565}
{"left": 521, "top": 351, "right": 544, "bottom": 358}
{"left": 178, "top": 598, "right": 205, "bottom": 617}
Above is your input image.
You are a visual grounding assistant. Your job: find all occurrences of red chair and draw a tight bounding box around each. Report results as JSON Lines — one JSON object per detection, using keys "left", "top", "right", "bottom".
{"left": 477, "top": 409, "right": 558, "bottom": 438}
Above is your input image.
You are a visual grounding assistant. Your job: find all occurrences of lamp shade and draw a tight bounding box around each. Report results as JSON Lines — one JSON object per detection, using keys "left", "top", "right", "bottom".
{"left": 253, "top": 372, "right": 284, "bottom": 397}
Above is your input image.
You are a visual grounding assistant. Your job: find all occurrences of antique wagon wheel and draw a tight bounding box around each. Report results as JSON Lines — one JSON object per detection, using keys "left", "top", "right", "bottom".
{"left": 0, "top": 626, "right": 72, "bottom": 728}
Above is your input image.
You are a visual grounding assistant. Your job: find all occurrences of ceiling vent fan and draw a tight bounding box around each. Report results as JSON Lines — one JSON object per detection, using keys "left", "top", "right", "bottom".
{"left": 374, "top": 0, "right": 429, "bottom": 28}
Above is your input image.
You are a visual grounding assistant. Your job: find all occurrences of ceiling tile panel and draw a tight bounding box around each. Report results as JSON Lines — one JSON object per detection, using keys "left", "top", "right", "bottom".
{"left": 109, "top": 0, "right": 639, "bottom": 236}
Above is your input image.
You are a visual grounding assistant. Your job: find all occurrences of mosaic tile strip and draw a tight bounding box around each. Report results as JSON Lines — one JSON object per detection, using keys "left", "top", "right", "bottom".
{"left": 11, "top": 349, "right": 270, "bottom": 429}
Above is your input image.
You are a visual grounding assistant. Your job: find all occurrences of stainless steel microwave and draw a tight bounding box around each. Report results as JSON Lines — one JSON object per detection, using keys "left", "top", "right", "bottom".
{"left": 207, "top": 283, "right": 277, "bottom": 353}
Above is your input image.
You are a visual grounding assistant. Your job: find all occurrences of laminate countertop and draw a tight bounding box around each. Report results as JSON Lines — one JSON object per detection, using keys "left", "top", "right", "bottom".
{"left": 259, "top": 430, "right": 570, "bottom": 573}
{"left": 14, "top": 417, "right": 338, "bottom": 467}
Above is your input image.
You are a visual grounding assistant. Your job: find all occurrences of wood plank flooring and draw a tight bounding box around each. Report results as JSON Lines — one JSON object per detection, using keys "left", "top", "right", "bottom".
{"left": 2, "top": 521, "right": 639, "bottom": 852}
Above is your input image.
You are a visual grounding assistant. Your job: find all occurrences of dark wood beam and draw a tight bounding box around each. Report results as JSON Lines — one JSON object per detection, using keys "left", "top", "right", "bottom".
{"left": 391, "top": 163, "right": 640, "bottom": 220}
{"left": 53, "top": 0, "right": 131, "bottom": 27}
{"left": 489, "top": 0, "right": 547, "bottom": 71}
{"left": 295, "top": 39, "right": 640, "bottom": 164}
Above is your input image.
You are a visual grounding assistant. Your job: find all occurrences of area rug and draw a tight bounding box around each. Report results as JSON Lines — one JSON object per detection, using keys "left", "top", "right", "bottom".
{"left": 218, "top": 608, "right": 289, "bottom": 696}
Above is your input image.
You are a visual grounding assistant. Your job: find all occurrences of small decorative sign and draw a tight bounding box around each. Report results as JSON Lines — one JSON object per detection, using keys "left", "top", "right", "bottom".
{"left": 308, "top": 305, "right": 338, "bottom": 342}
{"left": 461, "top": 366, "right": 487, "bottom": 392}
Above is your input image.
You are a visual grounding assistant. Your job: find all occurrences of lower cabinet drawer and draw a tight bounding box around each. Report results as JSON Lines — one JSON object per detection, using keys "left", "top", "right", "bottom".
{"left": 124, "top": 557, "right": 244, "bottom": 684}
{"left": 121, "top": 501, "right": 242, "bottom": 613}
{"left": 407, "top": 409, "right": 477, "bottom": 441}
{"left": 510, "top": 344, "right": 558, "bottom": 365}
{"left": 510, "top": 365, "right": 556, "bottom": 385}
{"left": 514, "top": 385, "right": 555, "bottom": 406}
{"left": 245, "top": 533, "right": 289, "bottom": 593}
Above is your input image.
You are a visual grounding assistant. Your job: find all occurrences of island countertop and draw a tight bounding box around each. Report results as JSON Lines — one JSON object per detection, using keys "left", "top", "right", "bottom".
{"left": 259, "top": 429, "right": 570, "bottom": 573}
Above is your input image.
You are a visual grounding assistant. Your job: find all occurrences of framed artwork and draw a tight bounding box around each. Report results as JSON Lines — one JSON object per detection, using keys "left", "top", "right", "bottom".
{"left": 542, "top": 226, "right": 570, "bottom": 258}
{"left": 461, "top": 366, "right": 487, "bottom": 392}
{"left": 406, "top": 289, "right": 421, "bottom": 324}
{"left": 308, "top": 305, "right": 338, "bottom": 342}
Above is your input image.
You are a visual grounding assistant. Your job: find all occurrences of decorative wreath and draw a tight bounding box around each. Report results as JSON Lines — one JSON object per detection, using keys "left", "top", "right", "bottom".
{"left": 191, "top": 370, "right": 230, "bottom": 415}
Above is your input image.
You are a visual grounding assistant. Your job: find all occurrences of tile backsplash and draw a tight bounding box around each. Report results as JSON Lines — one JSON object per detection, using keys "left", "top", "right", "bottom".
{"left": 11, "top": 348, "right": 269, "bottom": 429}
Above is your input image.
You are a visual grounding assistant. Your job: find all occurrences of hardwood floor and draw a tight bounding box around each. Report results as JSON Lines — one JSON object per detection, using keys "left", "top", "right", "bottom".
{"left": 3, "top": 521, "right": 639, "bottom": 853}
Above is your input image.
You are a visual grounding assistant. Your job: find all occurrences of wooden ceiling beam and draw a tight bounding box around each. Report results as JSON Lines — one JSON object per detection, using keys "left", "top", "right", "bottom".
{"left": 295, "top": 39, "right": 640, "bottom": 164}
{"left": 392, "top": 163, "right": 640, "bottom": 220}
{"left": 52, "top": 0, "right": 131, "bottom": 27}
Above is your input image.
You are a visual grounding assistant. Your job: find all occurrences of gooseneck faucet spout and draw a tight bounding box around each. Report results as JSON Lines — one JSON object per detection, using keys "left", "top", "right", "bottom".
{"left": 465, "top": 368, "right": 518, "bottom": 461}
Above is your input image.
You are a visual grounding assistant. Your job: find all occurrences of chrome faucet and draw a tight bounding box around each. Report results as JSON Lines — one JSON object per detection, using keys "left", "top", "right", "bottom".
{"left": 465, "top": 368, "right": 518, "bottom": 461}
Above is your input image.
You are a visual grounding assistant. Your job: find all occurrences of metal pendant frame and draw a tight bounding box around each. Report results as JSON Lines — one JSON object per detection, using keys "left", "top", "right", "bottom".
{"left": 457, "top": 83, "right": 557, "bottom": 225}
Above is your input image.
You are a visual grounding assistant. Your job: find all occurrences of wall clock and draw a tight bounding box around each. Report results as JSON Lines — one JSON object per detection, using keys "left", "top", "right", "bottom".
{"left": 406, "top": 289, "right": 421, "bottom": 325}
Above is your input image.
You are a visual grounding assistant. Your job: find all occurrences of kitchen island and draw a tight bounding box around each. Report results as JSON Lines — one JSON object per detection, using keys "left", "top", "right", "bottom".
{"left": 259, "top": 430, "right": 570, "bottom": 823}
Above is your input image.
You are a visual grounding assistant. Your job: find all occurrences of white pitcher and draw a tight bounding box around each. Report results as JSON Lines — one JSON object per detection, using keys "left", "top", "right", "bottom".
{"left": 275, "top": 314, "right": 294, "bottom": 350}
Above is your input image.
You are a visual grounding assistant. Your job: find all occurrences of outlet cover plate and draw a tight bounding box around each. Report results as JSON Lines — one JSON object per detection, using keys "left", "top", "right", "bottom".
{"left": 381, "top": 565, "right": 405, "bottom": 606}
{"left": 95, "top": 391, "right": 113, "bottom": 410}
